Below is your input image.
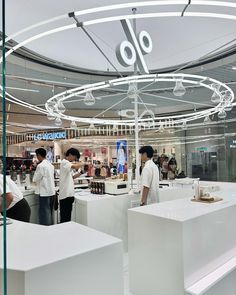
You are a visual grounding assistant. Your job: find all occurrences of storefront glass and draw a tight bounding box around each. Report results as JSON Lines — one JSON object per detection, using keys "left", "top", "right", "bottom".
{"left": 1, "top": 0, "right": 8, "bottom": 294}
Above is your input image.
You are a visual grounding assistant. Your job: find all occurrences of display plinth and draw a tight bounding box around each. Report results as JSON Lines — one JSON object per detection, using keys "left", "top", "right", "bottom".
{"left": 159, "top": 186, "right": 193, "bottom": 202}
{"left": 128, "top": 196, "right": 236, "bottom": 295}
{"left": 0, "top": 221, "right": 123, "bottom": 295}
{"left": 74, "top": 191, "right": 140, "bottom": 251}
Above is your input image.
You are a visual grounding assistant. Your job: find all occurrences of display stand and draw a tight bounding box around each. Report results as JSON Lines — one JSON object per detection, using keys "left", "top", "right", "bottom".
{"left": 23, "top": 190, "right": 39, "bottom": 224}
{"left": 128, "top": 195, "right": 236, "bottom": 295}
{"left": 0, "top": 221, "right": 123, "bottom": 295}
{"left": 74, "top": 191, "right": 140, "bottom": 251}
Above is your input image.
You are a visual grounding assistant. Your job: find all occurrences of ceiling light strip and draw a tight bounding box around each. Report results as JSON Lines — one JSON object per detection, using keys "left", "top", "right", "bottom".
{"left": 192, "top": 1, "right": 236, "bottom": 8}
{"left": 0, "top": 24, "right": 76, "bottom": 62}
{"left": 3, "top": 0, "right": 236, "bottom": 46}
{"left": 0, "top": 87, "right": 48, "bottom": 114}
{"left": 185, "top": 12, "right": 236, "bottom": 21}
{"left": 6, "top": 87, "right": 40, "bottom": 93}
{"left": 2, "top": 10, "right": 236, "bottom": 64}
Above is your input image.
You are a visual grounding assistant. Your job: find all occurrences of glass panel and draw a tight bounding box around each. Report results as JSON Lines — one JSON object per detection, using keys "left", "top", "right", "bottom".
{"left": 1, "top": 1, "right": 8, "bottom": 294}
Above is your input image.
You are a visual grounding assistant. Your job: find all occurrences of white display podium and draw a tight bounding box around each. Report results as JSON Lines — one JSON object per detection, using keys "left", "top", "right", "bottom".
{"left": 74, "top": 191, "right": 140, "bottom": 251}
{"left": 23, "top": 190, "right": 39, "bottom": 224}
{"left": 159, "top": 186, "right": 193, "bottom": 202}
{"left": 73, "top": 188, "right": 194, "bottom": 252}
{"left": 128, "top": 194, "right": 236, "bottom": 295}
{"left": 0, "top": 221, "right": 123, "bottom": 295}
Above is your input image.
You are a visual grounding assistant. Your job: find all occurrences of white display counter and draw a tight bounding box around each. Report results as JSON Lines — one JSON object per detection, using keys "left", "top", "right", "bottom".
{"left": 22, "top": 190, "right": 39, "bottom": 224}
{"left": 159, "top": 186, "right": 193, "bottom": 202}
{"left": 74, "top": 187, "right": 194, "bottom": 252}
{"left": 159, "top": 178, "right": 196, "bottom": 188}
{"left": 200, "top": 181, "right": 236, "bottom": 192}
{"left": 128, "top": 193, "right": 236, "bottom": 295}
{"left": 74, "top": 191, "right": 140, "bottom": 251}
{"left": 0, "top": 221, "right": 123, "bottom": 295}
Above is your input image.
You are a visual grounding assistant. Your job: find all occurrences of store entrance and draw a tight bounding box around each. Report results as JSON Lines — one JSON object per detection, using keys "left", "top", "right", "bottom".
{"left": 191, "top": 151, "right": 217, "bottom": 181}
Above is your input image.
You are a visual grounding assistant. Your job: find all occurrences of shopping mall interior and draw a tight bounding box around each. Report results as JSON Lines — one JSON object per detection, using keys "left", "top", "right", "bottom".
{"left": 1, "top": 1, "right": 236, "bottom": 295}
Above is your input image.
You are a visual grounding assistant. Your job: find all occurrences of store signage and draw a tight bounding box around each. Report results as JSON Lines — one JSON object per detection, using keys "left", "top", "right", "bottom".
{"left": 196, "top": 147, "right": 208, "bottom": 151}
{"left": 230, "top": 140, "right": 236, "bottom": 149}
{"left": 116, "top": 19, "right": 152, "bottom": 74}
{"left": 33, "top": 131, "right": 66, "bottom": 141}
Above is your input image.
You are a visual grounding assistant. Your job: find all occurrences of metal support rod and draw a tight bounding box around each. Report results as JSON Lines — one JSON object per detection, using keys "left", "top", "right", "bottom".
{"left": 132, "top": 8, "right": 137, "bottom": 75}
{"left": 2, "top": 0, "right": 8, "bottom": 294}
{"left": 69, "top": 12, "right": 123, "bottom": 77}
{"left": 134, "top": 92, "right": 140, "bottom": 190}
{"left": 132, "top": 7, "right": 140, "bottom": 192}
{"left": 181, "top": 0, "right": 191, "bottom": 17}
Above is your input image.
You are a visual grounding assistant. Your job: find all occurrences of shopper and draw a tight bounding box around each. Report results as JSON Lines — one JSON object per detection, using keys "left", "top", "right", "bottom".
{"left": 94, "top": 161, "right": 101, "bottom": 177}
{"left": 161, "top": 156, "right": 169, "bottom": 180}
{"left": 168, "top": 157, "right": 177, "bottom": 180}
{"left": 33, "top": 148, "right": 55, "bottom": 225}
{"left": 59, "top": 148, "right": 83, "bottom": 223}
{"left": 0, "top": 174, "right": 31, "bottom": 222}
{"left": 139, "top": 146, "right": 160, "bottom": 206}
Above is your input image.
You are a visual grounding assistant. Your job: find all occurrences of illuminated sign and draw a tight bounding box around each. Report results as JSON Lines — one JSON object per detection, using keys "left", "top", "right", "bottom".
{"left": 33, "top": 131, "right": 66, "bottom": 141}
{"left": 196, "top": 147, "right": 207, "bottom": 151}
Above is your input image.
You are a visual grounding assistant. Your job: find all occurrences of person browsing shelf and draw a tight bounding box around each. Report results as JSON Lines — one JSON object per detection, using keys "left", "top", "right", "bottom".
{"left": 59, "top": 148, "right": 84, "bottom": 223}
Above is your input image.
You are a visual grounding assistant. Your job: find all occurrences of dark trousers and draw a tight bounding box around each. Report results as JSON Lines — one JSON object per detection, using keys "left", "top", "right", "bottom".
{"left": 161, "top": 171, "right": 168, "bottom": 180}
{"left": 39, "top": 195, "right": 54, "bottom": 226}
{"left": 60, "top": 197, "right": 74, "bottom": 223}
{"left": 6, "top": 198, "right": 31, "bottom": 222}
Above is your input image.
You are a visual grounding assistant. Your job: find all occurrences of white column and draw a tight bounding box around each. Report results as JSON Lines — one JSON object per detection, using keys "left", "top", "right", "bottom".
{"left": 134, "top": 94, "right": 140, "bottom": 191}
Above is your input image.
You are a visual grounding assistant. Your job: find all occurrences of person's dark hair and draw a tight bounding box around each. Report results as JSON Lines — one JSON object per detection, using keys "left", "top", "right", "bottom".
{"left": 139, "top": 146, "right": 154, "bottom": 158}
{"left": 35, "top": 148, "right": 46, "bottom": 158}
{"left": 168, "top": 157, "right": 177, "bottom": 166}
{"left": 65, "top": 148, "right": 80, "bottom": 159}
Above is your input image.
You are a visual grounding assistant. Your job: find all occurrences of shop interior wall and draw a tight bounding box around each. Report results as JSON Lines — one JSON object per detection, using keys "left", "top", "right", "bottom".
{"left": 184, "top": 115, "right": 236, "bottom": 182}
{"left": 140, "top": 131, "right": 184, "bottom": 173}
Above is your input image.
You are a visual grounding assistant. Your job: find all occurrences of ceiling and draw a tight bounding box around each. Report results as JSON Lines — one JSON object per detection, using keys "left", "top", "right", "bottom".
{"left": 1, "top": 0, "right": 236, "bottom": 133}
{"left": 2, "top": 0, "right": 236, "bottom": 72}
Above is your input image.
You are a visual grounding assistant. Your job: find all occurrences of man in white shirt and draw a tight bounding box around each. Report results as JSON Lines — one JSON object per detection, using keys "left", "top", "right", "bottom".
{"left": 0, "top": 173, "right": 31, "bottom": 222}
{"left": 33, "top": 148, "right": 55, "bottom": 225}
{"left": 59, "top": 148, "right": 83, "bottom": 223}
{"left": 139, "top": 146, "right": 159, "bottom": 206}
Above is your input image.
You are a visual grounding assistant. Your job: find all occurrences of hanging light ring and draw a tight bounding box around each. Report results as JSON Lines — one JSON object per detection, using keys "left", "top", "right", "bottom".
{"left": 45, "top": 73, "right": 234, "bottom": 126}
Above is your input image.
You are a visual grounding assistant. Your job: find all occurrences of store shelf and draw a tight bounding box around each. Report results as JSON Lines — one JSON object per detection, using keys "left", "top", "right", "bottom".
{"left": 185, "top": 255, "right": 236, "bottom": 295}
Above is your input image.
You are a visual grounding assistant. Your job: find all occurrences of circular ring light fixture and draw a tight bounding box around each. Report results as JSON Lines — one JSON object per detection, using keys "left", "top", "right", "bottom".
{"left": 45, "top": 73, "right": 234, "bottom": 127}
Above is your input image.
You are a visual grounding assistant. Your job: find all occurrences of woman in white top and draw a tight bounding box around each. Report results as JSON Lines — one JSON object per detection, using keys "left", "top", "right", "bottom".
{"left": 59, "top": 148, "right": 83, "bottom": 223}
{"left": 139, "top": 146, "right": 160, "bottom": 205}
{"left": 0, "top": 173, "right": 31, "bottom": 222}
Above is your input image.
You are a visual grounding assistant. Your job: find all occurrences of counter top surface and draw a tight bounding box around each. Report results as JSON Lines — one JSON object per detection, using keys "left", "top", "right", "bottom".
{"left": 129, "top": 192, "right": 236, "bottom": 222}
{"left": 21, "top": 188, "right": 35, "bottom": 196}
{"left": 0, "top": 221, "right": 121, "bottom": 271}
{"left": 74, "top": 190, "right": 136, "bottom": 201}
